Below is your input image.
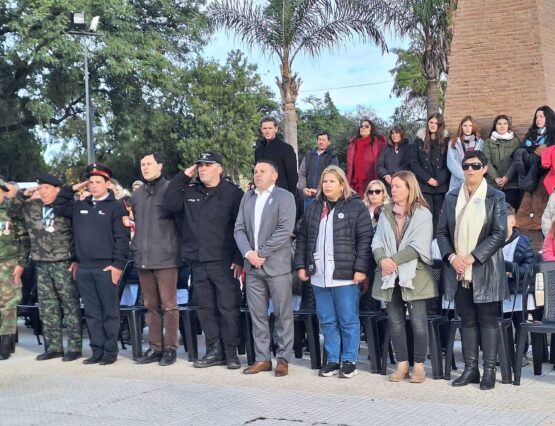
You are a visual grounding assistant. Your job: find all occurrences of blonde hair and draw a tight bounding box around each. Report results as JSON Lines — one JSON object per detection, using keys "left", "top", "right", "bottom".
{"left": 391, "top": 171, "right": 429, "bottom": 211}
{"left": 317, "top": 165, "right": 355, "bottom": 200}
{"left": 363, "top": 180, "right": 390, "bottom": 207}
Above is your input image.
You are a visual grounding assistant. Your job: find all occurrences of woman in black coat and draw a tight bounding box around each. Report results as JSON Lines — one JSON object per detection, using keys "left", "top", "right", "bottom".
{"left": 376, "top": 125, "right": 411, "bottom": 194}
{"left": 409, "top": 113, "right": 450, "bottom": 236}
{"left": 437, "top": 150, "right": 508, "bottom": 390}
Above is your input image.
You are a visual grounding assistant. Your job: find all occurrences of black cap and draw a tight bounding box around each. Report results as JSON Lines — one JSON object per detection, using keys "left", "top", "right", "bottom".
{"left": 195, "top": 151, "right": 223, "bottom": 166}
{"left": 85, "top": 163, "right": 113, "bottom": 180}
{"left": 36, "top": 173, "right": 63, "bottom": 187}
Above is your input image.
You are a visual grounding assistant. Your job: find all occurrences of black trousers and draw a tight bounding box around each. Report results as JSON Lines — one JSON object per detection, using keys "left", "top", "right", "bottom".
{"left": 191, "top": 261, "right": 242, "bottom": 347}
{"left": 423, "top": 192, "right": 445, "bottom": 238}
{"left": 455, "top": 285, "right": 498, "bottom": 329}
{"left": 77, "top": 267, "right": 120, "bottom": 357}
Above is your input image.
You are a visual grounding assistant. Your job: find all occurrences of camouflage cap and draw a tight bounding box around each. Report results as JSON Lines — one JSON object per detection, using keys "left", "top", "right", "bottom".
{"left": 0, "top": 178, "right": 8, "bottom": 192}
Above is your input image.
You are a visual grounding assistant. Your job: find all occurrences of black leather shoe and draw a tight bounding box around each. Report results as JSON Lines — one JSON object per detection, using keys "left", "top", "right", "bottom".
{"left": 83, "top": 355, "right": 102, "bottom": 365}
{"left": 62, "top": 351, "right": 82, "bottom": 362}
{"left": 159, "top": 349, "right": 176, "bottom": 366}
{"left": 225, "top": 346, "right": 241, "bottom": 370}
{"left": 136, "top": 348, "right": 163, "bottom": 364}
{"left": 193, "top": 341, "right": 226, "bottom": 368}
{"left": 36, "top": 351, "right": 64, "bottom": 361}
{"left": 0, "top": 335, "right": 12, "bottom": 360}
{"left": 99, "top": 354, "right": 118, "bottom": 365}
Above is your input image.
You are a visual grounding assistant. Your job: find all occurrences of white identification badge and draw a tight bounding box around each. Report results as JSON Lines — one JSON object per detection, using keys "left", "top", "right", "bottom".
{"left": 80, "top": 210, "right": 89, "bottom": 214}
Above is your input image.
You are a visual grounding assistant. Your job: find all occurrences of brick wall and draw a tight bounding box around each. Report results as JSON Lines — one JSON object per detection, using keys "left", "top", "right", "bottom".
{"left": 443, "top": 0, "right": 555, "bottom": 139}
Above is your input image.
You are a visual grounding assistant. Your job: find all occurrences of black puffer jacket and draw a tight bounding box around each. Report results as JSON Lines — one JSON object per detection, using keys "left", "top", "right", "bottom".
{"left": 294, "top": 193, "right": 373, "bottom": 279}
{"left": 436, "top": 184, "right": 509, "bottom": 303}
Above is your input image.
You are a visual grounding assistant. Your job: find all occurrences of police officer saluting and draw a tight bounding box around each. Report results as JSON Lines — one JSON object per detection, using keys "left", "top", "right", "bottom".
{"left": 163, "top": 151, "right": 244, "bottom": 369}
{"left": 12, "top": 173, "right": 82, "bottom": 361}
{"left": 55, "top": 163, "right": 130, "bottom": 365}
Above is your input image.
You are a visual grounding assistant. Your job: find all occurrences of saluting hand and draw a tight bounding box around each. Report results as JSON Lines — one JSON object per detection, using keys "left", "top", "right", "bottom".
{"left": 184, "top": 164, "right": 198, "bottom": 178}
{"left": 72, "top": 181, "right": 89, "bottom": 192}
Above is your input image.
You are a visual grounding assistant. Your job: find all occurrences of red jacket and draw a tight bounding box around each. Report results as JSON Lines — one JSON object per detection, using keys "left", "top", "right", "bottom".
{"left": 347, "top": 134, "right": 387, "bottom": 197}
{"left": 542, "top": 232, "right": 555, "bottom": 261}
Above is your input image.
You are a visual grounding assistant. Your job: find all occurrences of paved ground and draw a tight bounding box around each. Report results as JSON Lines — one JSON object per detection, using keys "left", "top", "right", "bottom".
{"left": 1, "top": 322, "right": 554, "bottom": 426}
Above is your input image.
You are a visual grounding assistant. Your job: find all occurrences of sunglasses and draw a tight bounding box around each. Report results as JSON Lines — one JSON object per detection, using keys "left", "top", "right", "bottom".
{"left": 367, "top": 189, "right": 382, "bottom": 195}
{"left": 360, "top": 124, "right": 371, "bottom": 129}
{"left": 462, "top": 162, "right": 483, "bottom": 171}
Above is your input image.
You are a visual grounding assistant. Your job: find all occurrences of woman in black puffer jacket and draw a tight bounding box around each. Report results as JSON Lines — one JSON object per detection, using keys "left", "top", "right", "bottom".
{"left": 295, "top": 165, "right": 373, "bottom": 378}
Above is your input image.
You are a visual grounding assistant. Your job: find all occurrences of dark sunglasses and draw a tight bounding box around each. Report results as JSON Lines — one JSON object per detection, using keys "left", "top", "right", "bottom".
{"left": 462, "top": 162, "right": 483, "bottom": 171}
{"left": 360, "top": 124, "right": 371, "bottom": 129}
{"left": 367, "top": 189, "right": 382, "bottom": 195}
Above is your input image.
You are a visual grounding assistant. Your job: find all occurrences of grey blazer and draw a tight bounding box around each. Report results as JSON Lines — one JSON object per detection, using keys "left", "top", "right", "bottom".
{"left": 234, "top": 186, "right": 296, "bottom": 276}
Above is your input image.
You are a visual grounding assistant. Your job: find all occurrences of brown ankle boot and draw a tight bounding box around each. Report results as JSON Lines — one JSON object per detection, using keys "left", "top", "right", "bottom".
{"left": 389, "top": 361, "right": 409, "bottom": 382}
{"left": 410, "top": 362, "right": 426, "bottom": 383}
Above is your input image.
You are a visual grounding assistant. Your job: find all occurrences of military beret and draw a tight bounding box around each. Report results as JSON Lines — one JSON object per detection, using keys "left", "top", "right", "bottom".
{"left": 0, "top": 177, "right": 8, "bottom": 192}
{"left": 195, "top": 151, "right": 223, "bottom": 167}
{"left": 85, "top": 163, "right": 113, "bottom": 180}
{"left": 36, "top": 173, "right": 63, "bottom": 187}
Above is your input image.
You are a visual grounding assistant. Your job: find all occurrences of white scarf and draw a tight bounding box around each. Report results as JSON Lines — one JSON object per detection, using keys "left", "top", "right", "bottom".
{"left": 454, "top": 178, "right": 488, "bottom": 286}
{"left": 491, "top": 131, "right": 514, "bottom": 141}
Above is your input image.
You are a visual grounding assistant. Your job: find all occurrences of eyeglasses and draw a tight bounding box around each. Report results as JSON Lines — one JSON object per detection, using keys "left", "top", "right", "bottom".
{"left": 462, "top": 162, "right": 483, "bottom": 171}
{"left": 360, "top": 124, "right": 370, "bottom": 129}
{"left": 367, "top": 189, "right": 382, "bottom": 195}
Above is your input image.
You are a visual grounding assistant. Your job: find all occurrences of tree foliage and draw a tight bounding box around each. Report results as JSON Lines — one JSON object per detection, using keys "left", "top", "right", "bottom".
{"left": 207, "top": 0, "right": 398, "bottom": 155}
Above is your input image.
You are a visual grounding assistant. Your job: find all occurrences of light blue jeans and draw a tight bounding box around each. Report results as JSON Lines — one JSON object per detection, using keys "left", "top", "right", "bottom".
{"left": 312, "top": 284, "right": 360, "bottom": 363}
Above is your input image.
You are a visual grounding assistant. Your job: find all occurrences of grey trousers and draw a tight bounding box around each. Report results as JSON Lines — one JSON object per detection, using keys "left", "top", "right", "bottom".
{"left": 246, "top": 268, "right": 294, "bottom": 362}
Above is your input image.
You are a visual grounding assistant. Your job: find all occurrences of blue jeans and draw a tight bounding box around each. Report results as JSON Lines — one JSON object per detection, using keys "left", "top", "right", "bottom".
{"left": 313, "top": 284, "right": 360, "bottom": 363}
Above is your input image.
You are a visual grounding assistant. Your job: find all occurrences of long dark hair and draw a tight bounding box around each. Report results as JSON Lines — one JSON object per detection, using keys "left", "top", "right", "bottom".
{"left": 450, "top": 115, "right": 480, "bottom": 148}
{"left": 489, "top": 114, "right": 512, "bottom": 138}
{"left": 357, "top": 118, "right": 377, "bottom": 139}
{"left": 423, "top": 113, "right": 447, "bottom": 154}
{"left": 524, "top": 106, "right": 555, "bottom": 146}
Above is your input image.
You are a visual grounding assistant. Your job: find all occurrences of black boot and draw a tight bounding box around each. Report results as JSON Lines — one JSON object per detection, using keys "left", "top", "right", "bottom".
{"left": 480, "top": 327, "right": 498, "bottom": 390}
{"left": 225, "top": 345, "right": 241, "bottom": 370}
{"left": 0, "top": 335, "right": 12, "bottom": 360}
{"left": 452, "top": 328, "right": 480, "bottom": 387}
{"left": 193, "top": 340, "right": 226, "bottom": 368}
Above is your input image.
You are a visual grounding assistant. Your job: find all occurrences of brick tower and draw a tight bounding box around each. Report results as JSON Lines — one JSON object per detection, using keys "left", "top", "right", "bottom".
{"left": 443, "top": 0, "right": 555, "bottom": 138}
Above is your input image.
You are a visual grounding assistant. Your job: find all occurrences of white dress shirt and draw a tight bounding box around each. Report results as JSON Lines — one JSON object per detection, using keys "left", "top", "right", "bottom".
{"left": 253, "top": 185, "right": 274, "bottom": 250}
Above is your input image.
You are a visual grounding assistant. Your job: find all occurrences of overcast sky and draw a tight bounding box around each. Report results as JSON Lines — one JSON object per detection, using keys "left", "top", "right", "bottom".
{"left": 203, "top": 30, "right": 407, "bottom": 120}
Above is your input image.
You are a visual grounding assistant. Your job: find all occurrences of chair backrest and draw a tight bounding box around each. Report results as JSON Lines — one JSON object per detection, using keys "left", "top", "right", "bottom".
{"left": 427, "top": 260, "right": 444, "bottom": 315}
{"left": 117, "top": 260, "right": 141, "bottom": 306}
{"left": 534, "top": 261, "right": 555, "bottom": 324}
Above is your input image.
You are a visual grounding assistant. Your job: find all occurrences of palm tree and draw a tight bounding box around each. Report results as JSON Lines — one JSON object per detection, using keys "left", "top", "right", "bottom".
{"left": 394, "top": 0, "right": 458, "bottom": 116}
{"left": 207, "top": 0, "right": 398, "bottom": 155}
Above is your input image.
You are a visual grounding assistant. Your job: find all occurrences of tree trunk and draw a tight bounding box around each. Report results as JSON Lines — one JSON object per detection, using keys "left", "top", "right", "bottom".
{"left": 276, "top": 60, "right": 301, "bottom": 157}
{"left": 282, "top": 101, "right": 298, "bottom": 160}
{"left": 426, "top": 78, "right": 441, "bottom": 116}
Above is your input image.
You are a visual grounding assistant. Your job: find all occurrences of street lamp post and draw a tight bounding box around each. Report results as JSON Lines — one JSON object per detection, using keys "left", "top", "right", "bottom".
{"left": 69, "top": 12, "right": 100, "bottom": 164}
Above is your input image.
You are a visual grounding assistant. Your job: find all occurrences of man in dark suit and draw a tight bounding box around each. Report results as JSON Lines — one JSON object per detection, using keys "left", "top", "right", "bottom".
{"left": 234, "top": 160, "right": 296, "bottom": 376}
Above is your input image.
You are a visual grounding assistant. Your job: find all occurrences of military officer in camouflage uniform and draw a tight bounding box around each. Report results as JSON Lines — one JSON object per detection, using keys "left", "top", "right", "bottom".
{"left": 0, "top": 178, "right": 30, "bottom": 360}
{"left": 12, "top": 173, "right": 83, "bottom": 361}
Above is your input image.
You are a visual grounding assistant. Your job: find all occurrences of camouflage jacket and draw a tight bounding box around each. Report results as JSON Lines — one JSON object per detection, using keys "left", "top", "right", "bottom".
{"left": 0, "top": 199, "right": 30, "bottom": 265}
{"left": 11, "top": 190, "right": 74, "bottom": 262}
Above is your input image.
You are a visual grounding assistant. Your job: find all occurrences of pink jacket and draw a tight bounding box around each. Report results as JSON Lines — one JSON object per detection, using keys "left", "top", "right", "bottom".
{"left": 542, "top": 233, "right": 555, "bottom": 261}
{"left": 541, "top": 145, "right": 555, "bottom": 194}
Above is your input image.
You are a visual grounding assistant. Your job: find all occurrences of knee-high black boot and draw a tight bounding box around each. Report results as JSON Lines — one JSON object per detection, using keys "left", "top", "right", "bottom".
{"left": 452, "top": 327, "right": 480, "bottom": 386}
{"left": 480, "top": 327, "right": 498, "bottom": 390}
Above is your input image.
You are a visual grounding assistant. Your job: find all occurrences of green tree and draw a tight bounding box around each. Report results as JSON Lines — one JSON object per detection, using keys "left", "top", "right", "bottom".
{"left": 207, "top": 0, "right": 397, "bottom": 155}
{"left": 393, "top": 0, "right": 457, "bottom": 116}
{"left": 177, "top": 51, "right": 277, "bottom": 182}
{"left": 0, "top": 0, "right": 209, "bottom": 179}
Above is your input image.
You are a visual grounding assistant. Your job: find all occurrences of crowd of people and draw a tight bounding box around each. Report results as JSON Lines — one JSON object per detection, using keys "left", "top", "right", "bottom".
{"left": 1, "top": 107, "right": 555, "bottom": 391}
